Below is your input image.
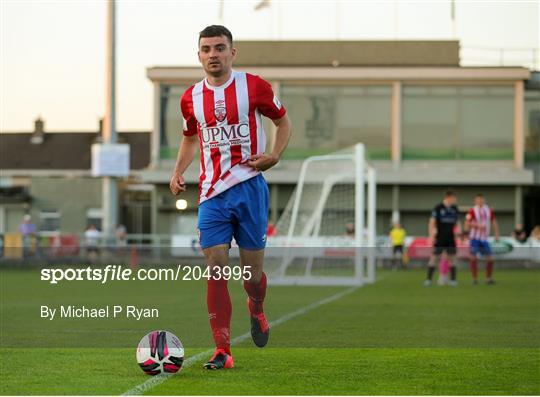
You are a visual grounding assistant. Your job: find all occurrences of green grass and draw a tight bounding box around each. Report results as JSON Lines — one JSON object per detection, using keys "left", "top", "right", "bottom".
{"left": 1, "top": 268, "right": 539, "bottom": 395}
{"left": 149, "top": 348, "right": 539, "bottom": 395}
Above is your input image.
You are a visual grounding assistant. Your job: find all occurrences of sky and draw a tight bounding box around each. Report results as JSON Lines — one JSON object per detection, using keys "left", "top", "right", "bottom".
{"left": 1, "top": 0, "right": 539, "bottom": 132}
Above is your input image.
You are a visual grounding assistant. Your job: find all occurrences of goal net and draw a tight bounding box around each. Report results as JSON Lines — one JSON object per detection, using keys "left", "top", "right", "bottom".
{"left": 267, "top": 144, "right": 377, "bottom": 286}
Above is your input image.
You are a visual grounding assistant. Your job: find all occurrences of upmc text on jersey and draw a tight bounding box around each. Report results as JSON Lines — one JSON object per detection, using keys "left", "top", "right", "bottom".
{"left": 200, "top": 122, "right": 250, "bottom": 142}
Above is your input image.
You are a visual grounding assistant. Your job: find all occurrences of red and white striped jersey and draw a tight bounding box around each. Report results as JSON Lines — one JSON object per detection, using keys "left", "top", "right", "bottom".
{"left": 181, "top": 70, "right": 286, "bottom": 203}
{"left": 466, "top": 205, "right": 495, "bottom": 241}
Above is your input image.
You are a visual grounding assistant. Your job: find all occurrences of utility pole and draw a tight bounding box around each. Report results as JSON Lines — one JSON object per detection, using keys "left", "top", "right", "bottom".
{"left": 102, "top": 0, "right": 118, "bottom": 239}
{"left": 450, "top": 0, "right": 457, "bottom": 39}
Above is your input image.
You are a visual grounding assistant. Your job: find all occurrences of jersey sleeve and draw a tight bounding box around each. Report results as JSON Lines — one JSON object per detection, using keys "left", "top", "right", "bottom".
{"left": 255, "top": 76, "right": 286, "bottom": 120}
{"left": 180, "top": 88, "right": 198, "bottom": 137}
{"left": 465, "top": 208, "right": 476, "bottom": 222}
{"left": 490, "top": 208, "right": 496, "bottom": 221}
{"left": 430, "top": 206, "right": 439, "bottom": 219}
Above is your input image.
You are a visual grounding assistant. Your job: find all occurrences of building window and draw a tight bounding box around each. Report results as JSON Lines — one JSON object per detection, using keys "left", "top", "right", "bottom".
{"left": 524, "top": 89, "right": 540, "bottom": 164}
{"left": 39, "top": 210, "right": 60, "bottom": 234}
{"left": 160, "top": 84, "right": 188, "bottom": 160}
{"left": 402, "top": 85, "right": 514, "bottom": 160}
{"left": 281, "top": 85, "right": 392, "bottom": 159}
{"left": 86, "top": 208, "right": 103, "bottom": 231}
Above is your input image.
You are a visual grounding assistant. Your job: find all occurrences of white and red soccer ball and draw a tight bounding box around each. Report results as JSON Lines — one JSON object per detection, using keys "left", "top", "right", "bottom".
{"left": 136, "top": 330, "right": 184, "bottom": 375}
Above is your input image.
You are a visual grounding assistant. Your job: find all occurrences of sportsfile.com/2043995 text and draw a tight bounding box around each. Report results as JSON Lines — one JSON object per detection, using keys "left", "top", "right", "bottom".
{"left": 40, "top": 265, "right": 252, "bottom": 284}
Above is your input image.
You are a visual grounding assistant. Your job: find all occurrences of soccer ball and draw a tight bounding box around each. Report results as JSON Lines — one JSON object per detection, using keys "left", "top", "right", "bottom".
{"left": 136, "top": 330, "right": 184, "bottom": 375}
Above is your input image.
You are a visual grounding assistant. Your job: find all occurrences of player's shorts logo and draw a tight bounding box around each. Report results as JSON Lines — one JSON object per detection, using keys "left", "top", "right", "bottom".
{"left": 214, "top": 100, "right": 227, "bottom": 123}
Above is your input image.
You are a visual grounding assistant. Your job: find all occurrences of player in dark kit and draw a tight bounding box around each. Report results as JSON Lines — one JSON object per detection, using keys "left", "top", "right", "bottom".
{"left": 424, "top": 191, "right": 461, "bottom": 287}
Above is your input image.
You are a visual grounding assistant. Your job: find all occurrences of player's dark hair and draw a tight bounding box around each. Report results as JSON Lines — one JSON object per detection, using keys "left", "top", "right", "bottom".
{"left": 199, "top": 25, "right": 233, "bottom": 46}
{"left": 444, "top": 190, "right": 456, "bottom": 197}
{"left": 475, "top": 193, "right": 484, "bottom": 198}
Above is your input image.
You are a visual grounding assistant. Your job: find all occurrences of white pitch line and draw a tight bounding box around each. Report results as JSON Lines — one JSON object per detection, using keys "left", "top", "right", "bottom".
{"left": 121, "top": 285, "right": 359, "bottom": 396}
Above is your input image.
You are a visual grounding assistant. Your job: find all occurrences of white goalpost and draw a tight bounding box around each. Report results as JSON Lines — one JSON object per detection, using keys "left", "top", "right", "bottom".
{"left": 268, "top": 143, "right": 377, "bottom": 286}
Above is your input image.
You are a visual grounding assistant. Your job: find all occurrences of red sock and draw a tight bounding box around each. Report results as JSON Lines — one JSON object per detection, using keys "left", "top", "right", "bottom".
{"left": 486, "top": 260, "right": 494, "bottom": 279}
{"left": 207, "top": 278, "right": 231, "bottom": 355}
{"left": 244, "top": 272, "right": 267, "bottom": 315}
{"left": 470, "top": 259, "right": 478, "bottom": 279}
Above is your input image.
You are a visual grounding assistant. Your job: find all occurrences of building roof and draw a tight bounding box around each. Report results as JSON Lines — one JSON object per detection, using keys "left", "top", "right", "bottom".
{"left": 231, "top": 40, "right": 460, "bottom": 67}
{"left": 147, "top": 40, "right": 533, "bottom": 83}
{"left": 147, "top": 65, "right": 531, "bottom": 84}
{"left": 0, "top": 131, "right": 150, "bottom": 170}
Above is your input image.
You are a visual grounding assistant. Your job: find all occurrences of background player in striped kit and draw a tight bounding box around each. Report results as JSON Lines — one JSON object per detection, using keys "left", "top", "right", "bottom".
{"left": 465, "top": 194, "right": 500, "bottom": 285}
{"left": 170, "top": 25, "right": 292, "bottom": 369}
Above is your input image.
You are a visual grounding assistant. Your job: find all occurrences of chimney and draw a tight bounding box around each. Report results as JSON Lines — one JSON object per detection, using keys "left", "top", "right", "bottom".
{"left": 93, "top": 118, "right": 104, "bottom": 143}
{"left": 31, "top": 116, "right": 45, "bottom": 144}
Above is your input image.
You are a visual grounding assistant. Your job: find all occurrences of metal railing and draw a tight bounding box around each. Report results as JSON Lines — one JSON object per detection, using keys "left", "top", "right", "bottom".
{"left": 461, "top": 46, "right": 539, "bottom": 70}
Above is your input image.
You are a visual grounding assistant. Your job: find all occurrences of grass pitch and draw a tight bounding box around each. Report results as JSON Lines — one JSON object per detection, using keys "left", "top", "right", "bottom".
{"left": 1, "top": 268, "right": 539, "bottom": 395}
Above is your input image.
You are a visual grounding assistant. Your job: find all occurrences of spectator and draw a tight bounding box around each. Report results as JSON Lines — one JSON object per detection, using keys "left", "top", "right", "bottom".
{"left": 531, "top": 226, "right": 540, "bottom": 243}
{"left": 115, "top": 224, "right": 127, "bottom": 248}
{"left": 345, "top": 222, "right": 355, "bottom": 237}
{"left": 84, "top": 224, "right": 101, "bottom": 260}
{"left": 18, "top": 214, "right": 36, "bottom": 257}
{"left": 389, "top": 222, "right": 406, "bottom": 270}
{"left": 512, "top": 223, "right": 528, "bottom": 244}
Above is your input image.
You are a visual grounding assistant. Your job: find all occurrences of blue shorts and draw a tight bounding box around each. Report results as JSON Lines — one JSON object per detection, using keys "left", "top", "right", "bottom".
{"left": 470, "top": 239, "right": 492, "bottom": 257}
{"left": 198, "top": 174, "right": 269, "bottom": 250}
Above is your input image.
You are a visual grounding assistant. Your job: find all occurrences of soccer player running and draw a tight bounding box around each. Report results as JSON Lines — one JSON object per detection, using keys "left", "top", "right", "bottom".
{"left": 465, "top": 194, "right": 500, "bottom": 285}
{"left": 169, "top": 26, "right": 291, "bottom": 370}
{"left": 424, "top": 190, "right": 461, "bottom": 287}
